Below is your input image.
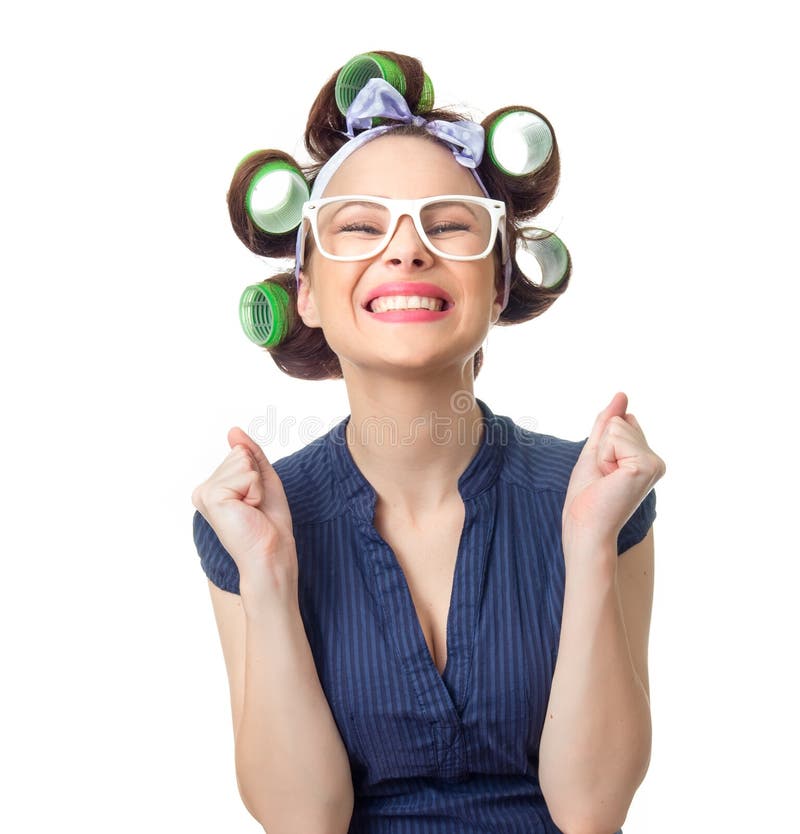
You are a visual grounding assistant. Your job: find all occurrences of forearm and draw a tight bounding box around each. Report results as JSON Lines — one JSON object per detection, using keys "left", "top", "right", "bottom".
{"left": 236, "top": 593, "right": 354, "bottom": 833}
{"left": 538, "top": 556, "right": 651, "bottom": 834}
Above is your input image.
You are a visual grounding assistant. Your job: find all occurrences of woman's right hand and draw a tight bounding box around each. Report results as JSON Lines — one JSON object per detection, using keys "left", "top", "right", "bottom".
{"left": 192, "top": 427, "right": 297, "bottom": 600}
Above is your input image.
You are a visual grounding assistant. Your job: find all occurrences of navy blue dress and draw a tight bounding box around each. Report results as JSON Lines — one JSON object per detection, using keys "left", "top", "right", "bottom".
{"left": 193, "top": 399, "right": 656, "bottom": 833}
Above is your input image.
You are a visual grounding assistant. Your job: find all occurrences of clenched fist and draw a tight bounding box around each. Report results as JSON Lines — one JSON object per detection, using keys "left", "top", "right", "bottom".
{"left": 563, "top": 392, "right": 666, "bottom": 565}
{"left": 192, "top": 427, "right": 297, "bottom": 602}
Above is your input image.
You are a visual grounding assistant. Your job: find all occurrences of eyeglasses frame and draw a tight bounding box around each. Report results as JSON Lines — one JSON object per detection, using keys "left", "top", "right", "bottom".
{"left": 297, "top": 194, "right": 509, "bottom": 269}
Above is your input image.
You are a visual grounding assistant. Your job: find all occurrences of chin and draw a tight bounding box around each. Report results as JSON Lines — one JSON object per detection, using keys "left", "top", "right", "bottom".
{"left": 330, "top": 331, "right": 487, "bottom": 378}
{"left": 356, "top": 352, "right": 478, "bottom": 379}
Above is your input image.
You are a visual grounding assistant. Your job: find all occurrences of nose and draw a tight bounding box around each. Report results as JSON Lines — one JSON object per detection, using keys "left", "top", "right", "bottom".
{"left": 381, "top": 215, "right": 434, "bottom": 270}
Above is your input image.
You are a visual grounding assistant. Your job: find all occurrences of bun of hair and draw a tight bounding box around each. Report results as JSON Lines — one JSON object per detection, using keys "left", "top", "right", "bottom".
{"left": 227, "top": 150, "right": 308, "bottom": 258}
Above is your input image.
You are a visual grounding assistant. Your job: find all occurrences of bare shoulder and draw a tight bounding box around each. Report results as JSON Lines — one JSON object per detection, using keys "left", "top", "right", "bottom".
{"left": 207, "top": 581, "right": 247, "bottom": 737}
{"left": 617, "top": 528, "right": 655, "bottom": 701}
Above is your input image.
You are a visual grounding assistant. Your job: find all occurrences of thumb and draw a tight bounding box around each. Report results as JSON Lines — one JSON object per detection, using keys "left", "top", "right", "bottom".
{"left": 227, "top": 427, "right": 291, "bottom": 519}
{"left": 228, "top": 426, "right": 273, "bottom": 485}
{"left": 585, "top": 391, "right": 628, "bottom": 452}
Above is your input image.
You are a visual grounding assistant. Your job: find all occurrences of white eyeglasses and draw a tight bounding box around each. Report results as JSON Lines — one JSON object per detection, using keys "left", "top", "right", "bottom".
{"left": 298, "top": 195, "right": 509, "bottom": 267}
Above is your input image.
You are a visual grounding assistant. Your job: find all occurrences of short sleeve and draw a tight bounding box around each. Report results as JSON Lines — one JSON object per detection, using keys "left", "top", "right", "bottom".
{"left": 616, "top": 488, "right": 657, "bottom": 555}
{"left": 192, "top": 509, "right": 241, "bottom": 594}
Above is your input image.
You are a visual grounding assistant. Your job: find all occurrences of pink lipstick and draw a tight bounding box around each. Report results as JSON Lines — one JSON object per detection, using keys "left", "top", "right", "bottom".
{"left": 362, "top": 282, "right": 454, "bottom": 322}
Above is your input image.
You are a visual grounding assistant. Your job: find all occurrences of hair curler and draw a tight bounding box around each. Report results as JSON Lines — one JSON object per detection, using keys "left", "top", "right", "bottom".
{"left": 239, "top": 281, "right": 291, "bottom": 347}
{"left": 245, "top": 160, "right": 310, "bottom": 235}
{"left": 334, "top": 52, "right": 434, "bottom": 117}
{"left": 486, "top": 109, "right": 554, "bottom": 177}
{"left": 515, "top": 228, "right": 569, "bottom": 288}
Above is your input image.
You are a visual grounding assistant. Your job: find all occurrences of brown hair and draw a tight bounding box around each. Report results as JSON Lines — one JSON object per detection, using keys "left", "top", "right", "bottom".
{"left": 227, "top": 50, "right": 571, "bottom": 380}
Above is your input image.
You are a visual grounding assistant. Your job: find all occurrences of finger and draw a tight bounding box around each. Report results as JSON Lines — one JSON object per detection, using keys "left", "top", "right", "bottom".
{"left": 585, "top": 391, "right": 628, "bottom": 451}
{"left": 230, "top": 428, "right": 274, "bottom": 479}
{"left": 227, "top": 427, "right": 290, "bottom": 518}
{"left": 219, "top": 467, "right": 263, "bottom": 506}
{"left": 228, "top": 427, "right": 271, "bottom": 480}
{"left": 609, "top": 391, "right": 628, "bottom": 419}
{"left": 598, "top": 414, "right": 655, "bottom": 478}
{"left": 597, "top": 422, "right": 624, "bottom": 476}
{"left": 195, "top": 463, "right": 262, "bottom": 510}
{"left": 228, "top": 426, "right": 254, "bottom": 453}
{"left": 623, "top": 412, "right": 647, "bottom": 443}
{"left": 212, "top": 442, "right": 257, "bottom": 482}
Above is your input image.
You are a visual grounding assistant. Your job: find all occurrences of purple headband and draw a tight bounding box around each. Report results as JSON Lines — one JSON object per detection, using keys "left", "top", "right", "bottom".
{"left": 295, "top": 78, "right": 512, "bottom": 310}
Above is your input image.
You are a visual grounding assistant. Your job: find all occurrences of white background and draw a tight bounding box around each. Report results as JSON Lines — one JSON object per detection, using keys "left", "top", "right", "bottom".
{"left": 1, "top": 1, "right": 797, "bottom": 831}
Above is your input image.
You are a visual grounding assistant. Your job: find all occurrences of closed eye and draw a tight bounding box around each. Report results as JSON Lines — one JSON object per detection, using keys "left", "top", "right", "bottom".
{"left": 427, "top": 221, "right": 471, "bottom": 236}
{"left": 335, "top": 222, "right": 384, "bottom": 235}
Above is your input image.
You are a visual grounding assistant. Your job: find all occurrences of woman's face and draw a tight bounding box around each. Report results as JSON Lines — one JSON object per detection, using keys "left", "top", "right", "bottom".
{"left": 297, "top": 134, "right": 504, "bottom": 378}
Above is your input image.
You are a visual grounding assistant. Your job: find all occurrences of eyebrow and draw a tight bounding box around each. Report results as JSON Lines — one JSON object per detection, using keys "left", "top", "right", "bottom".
{"left": 322, "top": 200, "right": 384, "bottom": 225}
{"left": 322, "top": 197, "right": 485, "bottom": 222}
{"left": 336, "top": 200, "right": 385, "bottom": 207}
{"left": 426, "top": 199, "right": 482, "bottom": 220}
{"left": 322, "top": 199, "right": 386, "bottom": 212}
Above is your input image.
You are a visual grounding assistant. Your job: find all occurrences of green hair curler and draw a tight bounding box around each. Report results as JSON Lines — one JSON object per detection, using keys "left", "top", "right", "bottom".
{"left": 418, "top": 72, "right": 434, "bottom": 112}
{"left": 515, "top": 228, "right": 569, "bottom": 289}
{"left": 487, "top": 110, "right": 553, "bottom": 177}
{"left": 245, "top": 160, "right": 310, "bottom": 235}
{"left": 335, "top": 52, "right": 434, "bottom": 116}
{"left": 239, "top": 281, "right": 291, "bottom": 348}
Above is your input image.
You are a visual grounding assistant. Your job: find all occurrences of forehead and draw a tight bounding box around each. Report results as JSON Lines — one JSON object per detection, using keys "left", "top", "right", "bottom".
{"left": 322, "top": 134, "right": 485, "bottom": 200}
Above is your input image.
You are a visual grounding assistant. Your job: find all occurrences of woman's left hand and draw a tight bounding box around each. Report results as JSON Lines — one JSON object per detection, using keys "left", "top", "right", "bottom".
{"left": 562, "top": 392, "right": 666, "bottom": 563}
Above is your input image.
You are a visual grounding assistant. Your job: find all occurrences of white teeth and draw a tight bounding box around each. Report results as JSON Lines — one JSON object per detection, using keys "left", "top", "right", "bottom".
{"left": 370, "top": 295, "right": 445, "bottom": 313}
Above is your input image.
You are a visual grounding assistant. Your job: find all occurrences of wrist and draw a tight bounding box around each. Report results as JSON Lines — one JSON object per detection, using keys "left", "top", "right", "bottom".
{"left": 562, "top": 537, "right": 618, "bottom": 583}
{"left": 239, "top": 563, "right": 299, "bottom": 618}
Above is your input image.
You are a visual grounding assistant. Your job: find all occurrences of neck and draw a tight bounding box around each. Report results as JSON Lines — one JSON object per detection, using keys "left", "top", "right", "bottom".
{"left": 342, "top": 366, "right": 485, "bottom": 519}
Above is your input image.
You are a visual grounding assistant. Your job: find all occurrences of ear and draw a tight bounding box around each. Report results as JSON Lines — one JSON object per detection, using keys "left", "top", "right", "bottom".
{"left": 296, "top": 271, "right": 322, "bottom": 329}
{"left": 490, "top": 293, "right": 503, "bottom": 325}
{"left": 489, "top": 273, "right": 504, "bottom": 325}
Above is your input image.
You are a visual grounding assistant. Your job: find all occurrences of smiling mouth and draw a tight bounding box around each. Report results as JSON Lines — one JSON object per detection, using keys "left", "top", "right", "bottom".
{"left": 367, "top": 295, "right": 450, "bottom": 313}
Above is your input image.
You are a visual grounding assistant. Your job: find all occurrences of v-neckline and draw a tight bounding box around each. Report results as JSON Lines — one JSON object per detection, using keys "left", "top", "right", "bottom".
{"left": 327, "top": 399, "right": 506, "bottom": 720}
{"left": 373, "top": 497, "right": 466, "bottom": 682}
{"left": 375, "top": 486, "right": 499, "bottom": 722}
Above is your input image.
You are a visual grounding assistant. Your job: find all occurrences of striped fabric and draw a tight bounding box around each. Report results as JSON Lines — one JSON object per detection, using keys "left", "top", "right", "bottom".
{"left": 193, "top": 399, "right": 655, "bottom": 833}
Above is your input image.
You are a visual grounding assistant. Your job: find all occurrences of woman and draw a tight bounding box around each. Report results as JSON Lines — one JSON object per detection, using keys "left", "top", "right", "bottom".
{"left": 191, "top": 50, "right": 665, "bottom": 834}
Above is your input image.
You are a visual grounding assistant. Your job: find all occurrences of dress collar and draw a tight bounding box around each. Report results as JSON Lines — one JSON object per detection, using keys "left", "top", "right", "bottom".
{"left": 326, "top": 398, "right": 507, "bottom": 526}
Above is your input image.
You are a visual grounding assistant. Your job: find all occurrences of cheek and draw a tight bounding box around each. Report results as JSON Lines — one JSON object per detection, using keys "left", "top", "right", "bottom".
{"left": 474, "top": 259, "right": 502, "bottom": 304}
{"left": 301, "top": 261, "right": 365, "bottom": 327}
{"left": 491, "top": 249, "right": 503, "bottom": 292}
